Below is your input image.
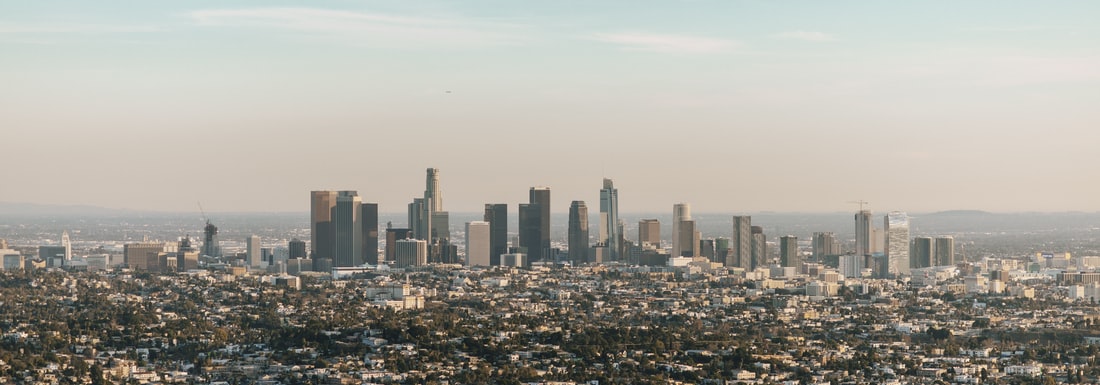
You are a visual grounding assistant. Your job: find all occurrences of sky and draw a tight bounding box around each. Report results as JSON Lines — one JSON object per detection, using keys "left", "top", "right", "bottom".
{"left": 2, "top": 1, "right": 1099, "bottom": 214}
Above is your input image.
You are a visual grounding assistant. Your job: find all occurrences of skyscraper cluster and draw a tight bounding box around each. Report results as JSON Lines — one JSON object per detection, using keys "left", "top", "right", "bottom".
{"left": 310, "top": 190, "right": 378, "bottom": 271}
{"left": 405, "top": 168, "right": 455, "bottom": 265}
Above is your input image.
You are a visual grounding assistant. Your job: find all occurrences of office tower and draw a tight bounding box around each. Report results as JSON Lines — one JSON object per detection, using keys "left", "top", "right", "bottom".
{"left": 176, "top": 237, "right": 199, "bottom": 271}
{"left": 780, "top": 235, "right": 800, "bottom": 268}
{"left": 840, "top": 253, "right": 863, "bottom": 279}
{"left": 715, "top": 237, "right": 730, "bottom": 264}
{"left": 334, "top": 191, "right": 363, "bottom": 267}
{"left": 484, "top": 204, "right": 508, "bottom": 266}
{"left": 124, "top": 242, "right": 165, "bottom": 271}
{"left": 751, "top": 226, "right": 766, "bottom": 269}
{"left": 700, "top": 239, "right": 716, "bottom": 261}
{"left": 935, "top": 237, "right": 955, "bottom": 266}
{"left": 911, "top": 237, "right": 933, "bottom": 269}
{"left": 310, "top": 190, "right": 338, "bottom": 264}
{"left": 855, "top": 210, "right": 872, "bottom": 256}
{"left": 394, "top": 239, "right": 428, "bottom": 268}
{"left": 812, "top": 232, "right": 840, "bottom": 259}
{"left": 676, "top": 220, "right": 699, "bottom": 257}
{"left": 465, "top": 221, "right": 490, "bottom": 267}
{"left": 731, "top": 216, "right": 752, "bottom": 269}
{"left": 639, "top": 219, "right": 660, "bottom": 248}
{"left": 409, "top": 168, "right": 444, "bottom": 242}
{"left": 202, "top": 220, "right": 221, "bottom": 257}
{"left": 871, "top": 228, "right": 885, "bottom": 254}
{"left": 288, "top": 239, "right": 307, "bottom": 259}
{"left": 247, "top": 235, "right": 262, "bottom": 268}
{"left": 672, "top": 203, "right": 695, "bottom": 258}
{"left": 385, "top": 228, "right": 412, "bottom": 262}
{"left": 568, "top": 201, "right": 589, "bottom": 265}
{"left": 518, "top": 187, "right": 551, "bottom": 263}
{"left": 431, "top": 211, "right": 450, "bottom": 242}
{"left": 884, "top": 212, "right": 910, "bottom": 277}
{"left": 531, "top": 187, "right": 551, "bottom": 262}
{"left": 518, "top": 203, "right": 539, "bottom": 263}
{"left": 408, "top": 198, "right": 426, "bottom": 240}
{"left": 361, "top": 203, "right": 379, "bottom": 265}
{"left": 599, "top": 179, "right": 620, "bottom": 260}
{"left": 38, "top": 245, "right": 65, "bottom": 267}
{"left": 425, "top": 168, "right": 442, "bottom": 210}
{"left": 61, "top": 231, "right": 71, "bottom": 260}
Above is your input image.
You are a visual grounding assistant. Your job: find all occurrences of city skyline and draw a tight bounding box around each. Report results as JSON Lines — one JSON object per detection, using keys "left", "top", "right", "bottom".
{"left": 4, "top": 1, "right": 1100, "bottom": 213}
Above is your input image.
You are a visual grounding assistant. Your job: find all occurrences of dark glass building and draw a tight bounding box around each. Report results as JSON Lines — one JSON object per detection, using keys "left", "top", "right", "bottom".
{"left": 484, "top": 203, "right": 508, "bottom": 266}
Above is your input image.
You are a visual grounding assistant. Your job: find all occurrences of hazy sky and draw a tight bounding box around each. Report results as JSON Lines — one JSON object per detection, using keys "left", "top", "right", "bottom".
{"left": 3, "top": 1, "right": 1099, "bottom": 214}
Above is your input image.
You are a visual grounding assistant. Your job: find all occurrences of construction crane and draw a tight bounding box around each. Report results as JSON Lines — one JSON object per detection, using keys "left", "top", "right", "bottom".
{"left": 198, "top": 202, "right": 209, "bottom": 224}
{"left": 848, "top": 200, "right": 869, "bottom": 211}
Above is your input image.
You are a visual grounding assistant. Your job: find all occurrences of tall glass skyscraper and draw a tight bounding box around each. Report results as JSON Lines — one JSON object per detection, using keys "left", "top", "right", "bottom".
{"left": 334, "top": 191, "right": 363, "bottom": 267}
{"left": 525, "top": 187, "right": 551, "bottom": 263}
{"left": 362, "top": 203, "right": 378, "bottom": 265}
{"left": 312, "top": 190, "right": 368, "bottom": 269}
{"left": 311, "top": 190, "right": 338, "bottom": 265}
{"left": 599, "top": 179, "right": 620, "bottom": 261}
{"left": 568, "top": 200, "right": 589, "bottom": 265}
{"left": 672, "top": 203, "right": 692, "bottom": 258}
{"left": 484, "top": 204, "right": 508, "bottom": 266}
{"left": 935, "top": 236, "right": 955, "bottom": 266}
{"left": 779, "top": 235, "right": 799, "bottom": 268}
{"left": 885, "top": 211, "right": 910, "bottom": 277}
{"left": 731, "top": 216, "right": 752, "bottom": 269}
{"left": 855, "top": 210, "right": 872, "bottom": 257}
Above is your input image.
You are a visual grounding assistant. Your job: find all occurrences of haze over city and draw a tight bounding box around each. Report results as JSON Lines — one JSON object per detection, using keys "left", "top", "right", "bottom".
{"left": 3, "top": 1, "right": 1099, "bottom": 213}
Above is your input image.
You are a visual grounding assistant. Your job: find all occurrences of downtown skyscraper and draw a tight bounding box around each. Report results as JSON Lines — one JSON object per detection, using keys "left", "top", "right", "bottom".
{"left": 638, "top": 219, "right": 660, "bottom": 248}
{"left": 410, "top": 168, "right": 447, "bottom": 242}
{"left": 812, "top": 232, "right": 841, "bottom": 259}
{"left": 855, "top": 210, "right": 873, "bottom": 257}
{"left": 520, "top": 187, "right": 551, "bottom": 263}
{"left": 484, "top": 203, "right": 508, "bottom": 266}
{"left": 731, "top": 216, "right": 752, "bottom": 269}
{"left": 599, "top": 179, "right": 621, "bottom": 261}
{"left": 672, "top": 203, "right": 697, "bottom": 258}
{"left": 935, "top": 236, "right": 955, "bottom": 266}
{"left": 779, "top": 235, "right": 799, "bottom": 268}
{"left": 465, "top": 221, "right": 490, "bottom": 267}
{"left": 334, "top": 191, "right": 363, "bottom": 267}
{"left": 568, "top": 200, "right": 589, "bottom": 265}
{"left": 885, "top": 211, "right": 911, "bottom": 277}
{"left": 311, "top": 190, "right": 374, "bottom": 269}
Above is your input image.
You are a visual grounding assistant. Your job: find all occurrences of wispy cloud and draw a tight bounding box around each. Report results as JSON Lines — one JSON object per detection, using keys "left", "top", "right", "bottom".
{"left": 961, "top": 25, "right": 1070, "bottom": 33}
{"left": 0, "top": 23, "right": 163, "bottom": 34}
{"left": 588, "top": 32, "right": 736, "bottom": 54}
{"left": 187, "top": 7, "right": 524, "bottom": 48}
{"left": 772, "top": 30, "right": 836, "bottom": 42}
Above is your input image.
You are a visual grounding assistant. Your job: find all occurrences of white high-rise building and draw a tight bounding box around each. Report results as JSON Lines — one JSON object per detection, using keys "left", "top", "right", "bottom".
{"left": 599, "top": 179, "right": 620, "bottom": 261}
{"left": 885, "top": 212, "right": 910, "bottom": 277}
{"left": 247, "top": 235, "right": 262, "bottom": 268}
{"left": 61, "top": 231, "right": 72, "bottom": 261}
{"left": 465, "top": 221, "right": 490, "bottom": 267}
